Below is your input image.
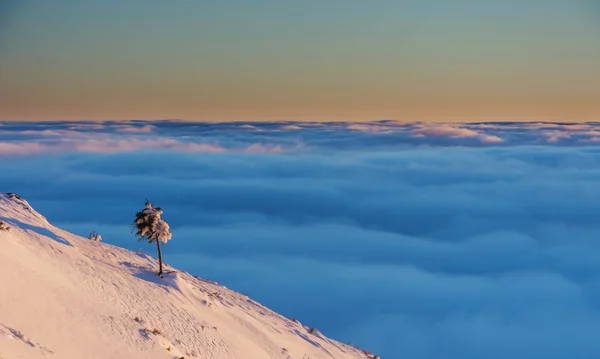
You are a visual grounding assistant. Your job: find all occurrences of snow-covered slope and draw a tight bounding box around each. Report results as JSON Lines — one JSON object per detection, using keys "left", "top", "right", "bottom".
{"left": 0, "top": 194, "right": 377, "bottom": 359}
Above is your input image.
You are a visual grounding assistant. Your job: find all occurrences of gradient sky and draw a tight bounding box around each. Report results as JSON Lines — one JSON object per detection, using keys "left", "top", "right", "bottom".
{"left": 1, "top": 0, "right": 599, "bottom": 122}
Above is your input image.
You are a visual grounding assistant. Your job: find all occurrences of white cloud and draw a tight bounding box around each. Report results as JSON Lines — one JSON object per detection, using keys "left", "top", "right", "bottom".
{"left": 281, "top": 125, "right": 303, "bottom": 130}
{"left": 412, "top": 124, "right": 481, "bottom": 138}
{"left": 0, "top": 142, "right": 50, "bottom": 156}
{"left": 114, "top": 125, "right": 155, "bottom": 133}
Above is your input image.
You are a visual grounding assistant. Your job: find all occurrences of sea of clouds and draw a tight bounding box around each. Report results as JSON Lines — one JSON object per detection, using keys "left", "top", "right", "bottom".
{"left": 3, "top": 120, "right": 600, "bottom": 359}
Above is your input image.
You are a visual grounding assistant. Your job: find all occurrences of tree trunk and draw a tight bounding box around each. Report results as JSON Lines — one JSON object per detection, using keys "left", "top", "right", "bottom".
{"left": 156, "top": 240, "right": 163, "bottom": 275}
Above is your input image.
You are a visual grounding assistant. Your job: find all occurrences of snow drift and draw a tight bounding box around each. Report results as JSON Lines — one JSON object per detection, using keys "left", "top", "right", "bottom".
{"left": 0, "top": 193, "right": 376, "bottom": 359}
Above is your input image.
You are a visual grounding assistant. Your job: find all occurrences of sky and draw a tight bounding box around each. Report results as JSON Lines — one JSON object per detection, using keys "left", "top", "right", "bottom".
{"left": 1, "top": 1, "right": 600, "bottom": 122}
{"left": 3, "top": 121, "right": 600, "bottom": 358}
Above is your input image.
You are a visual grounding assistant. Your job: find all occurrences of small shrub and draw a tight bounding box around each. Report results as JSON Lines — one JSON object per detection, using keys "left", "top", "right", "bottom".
{"left": 350, "top": 344, "right": 380, "bottom": 359}
{"left": 88, "top": 231, "right": 102, "bottom": 241}
{"left": 0, "top": 220, "right": 10, "bottom": 231}
{"left": 207, "top": 291, "right": 221, "bottom": 298}
{"left": 145, "top": 328, "right": 162, "bottom": 335}
{"left": 6, "top": 192, "right": 21, "bottom": 200}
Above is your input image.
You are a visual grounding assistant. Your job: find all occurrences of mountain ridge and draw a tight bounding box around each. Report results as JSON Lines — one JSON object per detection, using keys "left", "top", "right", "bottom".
{"left": 0, "top": 193, "right": 377, "bottom": 359}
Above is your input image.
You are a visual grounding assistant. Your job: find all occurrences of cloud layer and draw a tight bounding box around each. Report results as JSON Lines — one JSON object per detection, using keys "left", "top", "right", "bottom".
{"left": 2, "top": 121, "right": 600, "bottom": 358}
{"left": 4, "top": 120, "right": 600, "bottom": 157}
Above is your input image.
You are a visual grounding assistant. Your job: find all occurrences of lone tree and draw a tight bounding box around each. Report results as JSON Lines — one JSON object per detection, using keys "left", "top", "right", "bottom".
{"left": 133, "top": 200, "right": 172, "bottom": 275}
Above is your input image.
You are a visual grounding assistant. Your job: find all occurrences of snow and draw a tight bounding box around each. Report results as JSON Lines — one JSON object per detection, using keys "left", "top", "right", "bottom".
{"left": 0, "top": 194, "right": 375, "bottom": 359}
{"left": 135, "top": 201, "right": 172, "bottom": 243}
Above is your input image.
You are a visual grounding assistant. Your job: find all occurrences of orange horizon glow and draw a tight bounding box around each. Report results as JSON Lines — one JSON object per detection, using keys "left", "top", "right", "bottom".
{"left": 1, "top": 1, "right": 599, "bottom": 122}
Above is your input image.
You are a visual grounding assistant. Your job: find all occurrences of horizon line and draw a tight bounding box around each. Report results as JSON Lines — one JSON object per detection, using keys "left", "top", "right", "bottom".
{"left": 1, "top": 118, "right": 599, "bottom": 124}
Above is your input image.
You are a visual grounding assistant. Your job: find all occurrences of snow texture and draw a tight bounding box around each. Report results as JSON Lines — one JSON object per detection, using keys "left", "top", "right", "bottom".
{"left": 0, "top": 193, "right": 375, "bottom": 359}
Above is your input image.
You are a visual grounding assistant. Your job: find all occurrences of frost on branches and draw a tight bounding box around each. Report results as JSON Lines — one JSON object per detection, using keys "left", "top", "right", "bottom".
{"left": 134, "top": 201, "right": 172, "bottom": 243}
{"left": 133, "top": 200, "right": 172, "bottom": 275}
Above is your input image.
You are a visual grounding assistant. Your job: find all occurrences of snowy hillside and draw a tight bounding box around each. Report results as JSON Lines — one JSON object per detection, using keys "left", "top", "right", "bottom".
{"left": 0, "top": 193, "right": 377, "bottom": 359}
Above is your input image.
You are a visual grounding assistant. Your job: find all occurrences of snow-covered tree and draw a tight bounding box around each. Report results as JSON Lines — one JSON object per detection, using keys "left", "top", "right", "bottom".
{"left": 133, "top": 200, "right": 172, "bottom": 275}
{"left": 88, "top": 231, "right": 102, "bottom": 241}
